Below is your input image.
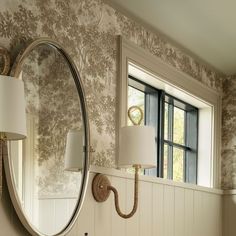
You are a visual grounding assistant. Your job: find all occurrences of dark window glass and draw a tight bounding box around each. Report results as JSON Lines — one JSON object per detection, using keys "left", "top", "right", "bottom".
{"left": 128, "top": 76, "right": 198, "bottom": 184}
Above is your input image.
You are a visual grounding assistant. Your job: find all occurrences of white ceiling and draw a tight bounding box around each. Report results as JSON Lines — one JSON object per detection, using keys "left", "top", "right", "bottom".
{"left": 109, "top": 0, "right": 236, "bottom": 75}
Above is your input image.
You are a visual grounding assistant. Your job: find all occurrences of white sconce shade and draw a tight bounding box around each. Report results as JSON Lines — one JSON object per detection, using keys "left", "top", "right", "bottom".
{"left": 64, "top": 130, "right": 84, "bottom": 172}
{"left": 0, "top": 75, "right": 27, "bottom": 140}
{"left": 118, "top": 126, "right": 156, "bottom": 168}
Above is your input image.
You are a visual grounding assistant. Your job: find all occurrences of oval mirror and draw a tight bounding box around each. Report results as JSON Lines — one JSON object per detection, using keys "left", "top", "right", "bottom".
{"left": 4, "top": 38, "right": 90, "bottom": 236}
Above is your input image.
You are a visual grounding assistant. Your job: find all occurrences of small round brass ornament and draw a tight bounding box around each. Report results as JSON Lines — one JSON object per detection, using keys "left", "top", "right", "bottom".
{"left": 128, "top": 105, "right": 144, "bottom": 125}
{"left": 92, "top": 173, "right": 111, "bottom": 202}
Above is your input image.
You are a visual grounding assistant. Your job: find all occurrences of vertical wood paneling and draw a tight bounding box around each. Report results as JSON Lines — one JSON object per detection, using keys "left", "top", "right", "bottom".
{"left": 217, "top": 195, "right": 222, "bottom": 236}
{"left": 139, "top": 181, "right": 152, "bottom": 236}
{"left": 163, "top": 185, "right": 175, "bottom": 236}
{"left": 223, "top": 195, "right": 236, "bottom": 236}
{"left": 175, "top": 187, "right": 185, "bottom": 236}
{"left": 94, "top": 175, "right": 112, "bottom": 236}
{"left": 111, "top": 176, "right": 126, "bottom": 236}
{"left": 6, "top": 170, "right": 222, "bottom": 236}
{"left": 202, "top": 192, "right": 211, "bottom": 236}
{"left": 54, "top": 199, "right": 69, "bottom": 233}
{"left": 126, "top": 178, "right": 139, "bottom": 236}
{"left": 77, "top": 175, "right": 95, "bottom": 236}
{"left": 152, "top": 183, "right": 164, "bottom": 236}
{"left": 223, "top": 195, "right": 229, "bottom": 236}
{"left": 193, "top": 191, "right": 202, "bottom": 236}
{"left": 38, "top": 200, "right": 55, "bottom": 235}
{"left": 184, "top": 189, "right": 194, "bottom": 236}
{"left": 210, "top": 194, "right": 222, "bottom": 236}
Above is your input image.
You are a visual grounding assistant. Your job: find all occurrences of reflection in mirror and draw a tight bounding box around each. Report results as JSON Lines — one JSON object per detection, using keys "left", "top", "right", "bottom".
{"left": 8, "top": 44, "right": 85, "bottom": 235}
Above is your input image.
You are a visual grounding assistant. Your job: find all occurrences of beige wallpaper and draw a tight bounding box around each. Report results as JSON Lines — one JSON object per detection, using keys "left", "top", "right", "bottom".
{"left": 21, "top": 45, "right": 82, "bottom": 197}
{"left": 0, "top": 0, "right": 223, "bottom": 169}
{"left": 221, "top": 75, "right": 236, "bottom": 189}
{"left": 0, "top": 0, "right": 233, "bottom": 234}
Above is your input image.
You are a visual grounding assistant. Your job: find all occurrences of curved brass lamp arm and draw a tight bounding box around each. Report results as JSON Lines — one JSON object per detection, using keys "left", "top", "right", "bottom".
{"left": 92, "top": 165, "right": 140, "bottom": 219}
{"left": 108, "top": 166, "right": 139, "bottom": 219}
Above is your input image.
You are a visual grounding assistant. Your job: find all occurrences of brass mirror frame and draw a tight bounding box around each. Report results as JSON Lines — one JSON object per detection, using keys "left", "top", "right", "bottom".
{"left": 3, "top": 38, "right": 90, "bottom": 236}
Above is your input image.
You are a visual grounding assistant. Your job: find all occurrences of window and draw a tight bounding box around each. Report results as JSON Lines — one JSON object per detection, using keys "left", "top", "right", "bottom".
{"left": 128, "top": 77, "right": 198, "bottom": 184}
{"left": 120, "top": 37, "right": 221, "bottom": 188}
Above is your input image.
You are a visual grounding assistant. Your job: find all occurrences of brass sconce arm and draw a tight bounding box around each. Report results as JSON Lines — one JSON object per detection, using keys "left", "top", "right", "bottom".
{"left": 92, "top": 165, "right": 140, "bottom": 219}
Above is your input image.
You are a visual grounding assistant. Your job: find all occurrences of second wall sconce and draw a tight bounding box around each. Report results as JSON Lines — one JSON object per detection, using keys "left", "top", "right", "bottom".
{"left": 92, "top": 106, "right": 156, "bottom": 219}
{"left": 0, "top": 46, "right": 27, "bottom": 196}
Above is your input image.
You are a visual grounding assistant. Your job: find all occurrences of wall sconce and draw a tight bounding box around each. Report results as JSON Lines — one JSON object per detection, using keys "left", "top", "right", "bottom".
{"left": 0, "top": 46, "right": 27, "bottom": 195}
{"left": 64, "top": 130, "right": 84, "bottom": 172}
{"left": 92, "top": 106, "right": 156, "bottom": 219}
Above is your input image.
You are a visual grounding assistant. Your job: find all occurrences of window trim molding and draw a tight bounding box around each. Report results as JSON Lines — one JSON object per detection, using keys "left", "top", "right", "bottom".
{"left": 118, "top": 36, "right": 222, "bottom": 188}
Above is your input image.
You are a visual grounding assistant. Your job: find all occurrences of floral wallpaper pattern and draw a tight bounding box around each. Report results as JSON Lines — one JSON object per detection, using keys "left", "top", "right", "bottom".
{"left": 20, "top": 46, "right": 82, "bottom": 196}
{"left": 0, "top": 0, "right": 234, "bottom": 189}
{"left": 221, "top": 75, "right": 236, "bottom": 189}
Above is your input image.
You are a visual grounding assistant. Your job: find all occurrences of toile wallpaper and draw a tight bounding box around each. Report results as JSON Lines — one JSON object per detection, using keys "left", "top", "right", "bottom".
{"left": 0, "top": 0, "right": 235, "bottom": 190}
{"left": 221, "top": 75, "right": 236, "bottom": 189}
{"left": 20, "top": 45, "right": 82, "bottom": 197}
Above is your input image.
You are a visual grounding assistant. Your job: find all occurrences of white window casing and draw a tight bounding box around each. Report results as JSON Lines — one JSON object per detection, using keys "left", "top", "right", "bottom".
{"left": 118, "top": 36, "right": 222, "bottom": 188}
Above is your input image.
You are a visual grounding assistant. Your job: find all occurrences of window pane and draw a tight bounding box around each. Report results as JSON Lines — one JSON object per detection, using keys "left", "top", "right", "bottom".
{"left": 173, "top": 147, "right": 184, "bottom": 182}
{"left": 173, "top": 107, "right": 185, "bottom": 145}
{"left": 128, "top": 86, "right": 145, "bottom": 126}
{"left": 164, "top": 103, "right": 169, "bottom": 140}
{"left": 163, "top": 144, "right": 168, "bottom": 179}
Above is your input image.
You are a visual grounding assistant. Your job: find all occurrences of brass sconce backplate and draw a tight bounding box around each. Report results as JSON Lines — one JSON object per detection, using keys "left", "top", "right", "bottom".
{"left": 92, "top": 173, "right": 111, "bottom": 202}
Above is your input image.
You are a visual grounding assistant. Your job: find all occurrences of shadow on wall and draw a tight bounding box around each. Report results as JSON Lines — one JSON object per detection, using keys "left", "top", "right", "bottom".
{"left": 223, "top": 194, "right": 236, "bottom": 236}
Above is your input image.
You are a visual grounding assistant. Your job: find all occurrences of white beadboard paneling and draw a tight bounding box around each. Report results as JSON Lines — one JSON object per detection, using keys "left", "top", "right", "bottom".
{"left": 211, "top": 194, "right": 222, "bottom": 236}
{"left": 84, "top": 167, "right": 222, "bottom": 236}
{"left": 94, "top": 175, "right": 112, "bottom": 236}
{"left": 184, "top": 189, "right": 194, "bottom": 236}
{"left": 54, "top": 199, "right": 69, "bottom": 233}
{"left": 77, "top": 174, "right": 95, "bottom": 236}
{"left": 163, "top": 185, "right": 175, "bottom": 236}
{"left": 2, "top": 166, "right": 223, "bottom": 236}
{"left": 193, "top": 190, "right": 202, "bottom": 236}
{"left": 175, "top": 187, "right": 185, "bottom": 236}
{"left": 217, "top": 195, "right": 222, "bottom": 236}
{"left": 223, "top": 193, "right": 236, "bottom": 236}
{"left": 202, "top": 192, "right": 211, "bottom": 235}
{"left": 139, "top": 181, "right": 152, "bottom": 236}
{"left": 152, "top": 183, "right": 164, "bottom": 236}
{"left": 111, "top": 176, "right": 126, "bottom": 236}
{"left": 38, "top": 199, "right": 55, "bottom": 235}
{"left": 126, "top": 178, "right": 139, "bottom": 236}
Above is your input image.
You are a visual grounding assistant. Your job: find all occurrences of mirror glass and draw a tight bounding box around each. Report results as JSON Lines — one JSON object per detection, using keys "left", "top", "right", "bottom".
{"left": 7, "top": 42, "right": 88, "bottom": 235}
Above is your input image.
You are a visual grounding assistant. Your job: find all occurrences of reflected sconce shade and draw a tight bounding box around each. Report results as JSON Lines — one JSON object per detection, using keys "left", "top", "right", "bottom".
{"left": 64, "top": 130, "right": 84, "bottom": 172}
{"left": 92, "top": 125, "right": 156, "bottom": 219}
{"left": 0, "top": 74, "right": 27, "bottom": 197}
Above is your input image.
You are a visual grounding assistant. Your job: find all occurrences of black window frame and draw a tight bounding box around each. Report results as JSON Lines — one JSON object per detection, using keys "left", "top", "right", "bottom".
{"left": 128, "top": 75, "right": 198, "bottom": 184}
